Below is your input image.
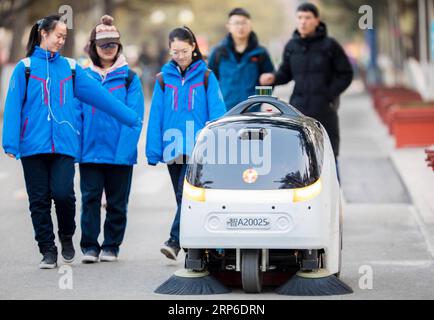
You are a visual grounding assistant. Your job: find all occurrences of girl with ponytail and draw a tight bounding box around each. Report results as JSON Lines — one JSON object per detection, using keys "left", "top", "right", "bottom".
{"left": 146, "top": 26, "right": 226, "bottom": 260}
{"left": 2, "top": 14, "right": 142, "bottom": 269}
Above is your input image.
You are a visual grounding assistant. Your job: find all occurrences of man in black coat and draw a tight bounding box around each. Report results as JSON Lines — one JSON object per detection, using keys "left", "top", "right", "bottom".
{"left": 260, "top": 3, "right": 353, "bottom": 158}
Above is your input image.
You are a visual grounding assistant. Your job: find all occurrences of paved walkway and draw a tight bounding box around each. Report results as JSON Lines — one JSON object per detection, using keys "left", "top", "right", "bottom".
{"left": 1, "top": 83, "right": 434, "bottom": 299}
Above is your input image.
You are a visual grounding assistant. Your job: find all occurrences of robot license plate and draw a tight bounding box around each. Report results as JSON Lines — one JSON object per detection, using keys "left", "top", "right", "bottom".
{"left": 225, "top": 217, "right": 271, "bottom": 230}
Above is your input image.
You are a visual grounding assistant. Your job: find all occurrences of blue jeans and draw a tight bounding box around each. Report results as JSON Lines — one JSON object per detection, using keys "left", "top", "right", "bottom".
{"left": 79, "top": 163, "right": 133, "bottom": 255}
{"left": 21, "top": 154, "right": 76, "bottom": 254}
{"left": 167, "top": 159, "right": 188, "bottom": 245}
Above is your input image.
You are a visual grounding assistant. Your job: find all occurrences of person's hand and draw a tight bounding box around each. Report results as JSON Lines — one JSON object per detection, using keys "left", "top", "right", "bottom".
{"left": 6, "top": 153, "right": 15, "bottom": 159}
{"left": 259, "top": 73, "right": 275, "bottom": 86}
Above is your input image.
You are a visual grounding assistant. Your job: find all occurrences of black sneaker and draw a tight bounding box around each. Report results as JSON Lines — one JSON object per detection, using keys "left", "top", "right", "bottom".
{"left": 160, "top": 239, "right": 181, "bottom": 260}
{"left": 39, "top": 252, "right": 57, "bottom": 269}
{"left": 59, "top": 233, "right": 75, "bottom": 263}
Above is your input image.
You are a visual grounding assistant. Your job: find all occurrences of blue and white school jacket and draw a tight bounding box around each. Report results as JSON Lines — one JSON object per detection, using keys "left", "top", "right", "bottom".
{"left": 80, "top": 64, "right": 144, "bottom": 165}
{"left": 146, "top": 60, "right": 226, "bottom": 165}
{"left": 2, "top": 46, "right": 141, "bottom": 160}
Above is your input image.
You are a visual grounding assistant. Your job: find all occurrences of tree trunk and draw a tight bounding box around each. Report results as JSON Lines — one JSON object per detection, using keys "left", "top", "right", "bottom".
{"left": 9, "top": 8, "right": 28, "bottom": 62}
{"left": 103, "top": 0, "right": 115, "bottom": 16}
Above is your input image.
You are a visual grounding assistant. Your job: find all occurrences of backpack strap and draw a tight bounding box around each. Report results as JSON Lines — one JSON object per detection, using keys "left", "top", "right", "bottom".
{"left": 21, "top": 57, "right": 31, "bottom": 73}
{"left": 256, "top": 51, "right": 267, "bottom": 75}
{"left": 204, "top": 69, "right": 211, "bottom": 92}
{"left": 125, "top": 69, "right": 136, "bottom": 90}
{"left": 156, "top": 69, "right": 210, "bottom": 93}
{"left": 210, "top": 46, "right": 228, "bottom": 80}
{"left": 65, "top": 57, "right": 76, "bottom": 70}
{"left": 65, "top": 57, "right": 76, "bottom": 92}
{"left": 156, "top": 72, "right": 165, "bottom": 91}
{"left": 21, "top": 58, "right": 31, "bottom": 104}
{"left": 22, "top": 57, "right": 77, "bottom": 104}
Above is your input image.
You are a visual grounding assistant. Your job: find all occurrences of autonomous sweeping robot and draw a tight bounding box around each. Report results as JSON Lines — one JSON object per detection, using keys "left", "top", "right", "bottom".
{"left": 156, "top": 88, "right": 352, "bottom": 296}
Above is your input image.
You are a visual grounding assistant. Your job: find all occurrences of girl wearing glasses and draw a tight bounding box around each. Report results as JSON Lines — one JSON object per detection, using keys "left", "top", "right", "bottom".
{"left": 2, "top": 14, "right": 141, "bottom": 269}
{"left": 146, "top": 26, "right": 226, "bottom": 261}
{"left": 79, "top": 15, "right": 144, "bottom": 263}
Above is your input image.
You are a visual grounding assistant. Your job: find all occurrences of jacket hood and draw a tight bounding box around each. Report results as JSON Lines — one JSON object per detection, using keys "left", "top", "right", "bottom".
{"left": 293, "top": 21, "right": 328, "bottom": 42}
{"left": 222, "top": 31, "right": 260, "bottom": 53}
{"left": 89, "top": 53, "right": 128, "bottom": 77}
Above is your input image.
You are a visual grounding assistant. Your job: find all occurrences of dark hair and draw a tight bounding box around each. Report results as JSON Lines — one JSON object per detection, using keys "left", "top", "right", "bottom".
{"left": 26, "top": 14, "right": 65, "bottom": 57}
{"left": 168, "top": 26, "right": 203, "bottom": 61}
{"left": 228, "top": 7, "right": 251, "bottom": 19}
{"left": 88, "top": 41, "right": 123, "bottom": 68}
{"left": 297, "top": 2, "right": 319, "bottom": 18}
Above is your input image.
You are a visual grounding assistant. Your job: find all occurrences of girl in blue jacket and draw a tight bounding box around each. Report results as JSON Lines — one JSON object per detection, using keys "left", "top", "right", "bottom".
{"left": 146, "top": 27, "right": 226, "bottom": 260}
{"left": 79, "top": 15, "right": 144, "bottom": 263}
{"left": 2, "top": 14, "right": 141, "bottom": 269}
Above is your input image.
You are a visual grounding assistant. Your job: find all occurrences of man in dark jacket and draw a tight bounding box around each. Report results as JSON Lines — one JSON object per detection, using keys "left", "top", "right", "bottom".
{"left": 260, "top": 3, "right": 353, "bottom": 158}
{"left": 208, "top": 8, "right": 274, "bottom": 110}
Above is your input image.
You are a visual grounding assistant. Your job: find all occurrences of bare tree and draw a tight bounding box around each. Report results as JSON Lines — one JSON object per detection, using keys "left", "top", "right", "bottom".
{"left": 0, "top": 0, "right": 35, "bottom": 28}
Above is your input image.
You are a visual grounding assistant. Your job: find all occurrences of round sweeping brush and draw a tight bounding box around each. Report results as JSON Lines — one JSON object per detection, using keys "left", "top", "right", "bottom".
{"left": 154, "top": 269, "right": 231, "bottom": 295}
{"left": 276, "top": 269, "right": 353, "bottom": 296}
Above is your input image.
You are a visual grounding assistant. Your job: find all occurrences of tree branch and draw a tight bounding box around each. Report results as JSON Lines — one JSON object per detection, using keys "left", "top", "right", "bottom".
{"left": 0, "top": 0, "right": 35, "bottom": 28}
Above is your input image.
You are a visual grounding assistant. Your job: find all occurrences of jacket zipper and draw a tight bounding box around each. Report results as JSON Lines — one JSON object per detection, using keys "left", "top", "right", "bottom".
{"left": 48, "top": 62, "right": 54, "bottom": 153}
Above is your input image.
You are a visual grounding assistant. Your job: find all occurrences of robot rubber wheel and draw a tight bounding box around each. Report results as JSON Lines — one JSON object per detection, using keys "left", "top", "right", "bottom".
{"left": 241, "top": 249, "right": 263, "bottom": 293}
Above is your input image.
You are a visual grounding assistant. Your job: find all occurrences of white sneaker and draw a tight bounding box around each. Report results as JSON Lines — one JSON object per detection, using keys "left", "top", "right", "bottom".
{"left": 100, "top": 250, "right": 118, "bottom": 262}
{"left": 81, "top": 250, "right": 99, "bottom": 263}
{"left": 160, "top": 240, "right": 180, "bottom": 261}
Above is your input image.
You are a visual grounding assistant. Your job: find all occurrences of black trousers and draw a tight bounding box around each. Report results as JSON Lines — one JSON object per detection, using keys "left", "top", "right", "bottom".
{"left": 316, "top": 111, "right": 340, "bottom": 158}
{"left": 79, "top": 163, "right": 133, "bottom": 254}
{"left": 21, "top": 154, "right": 76, "bottom": 254}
